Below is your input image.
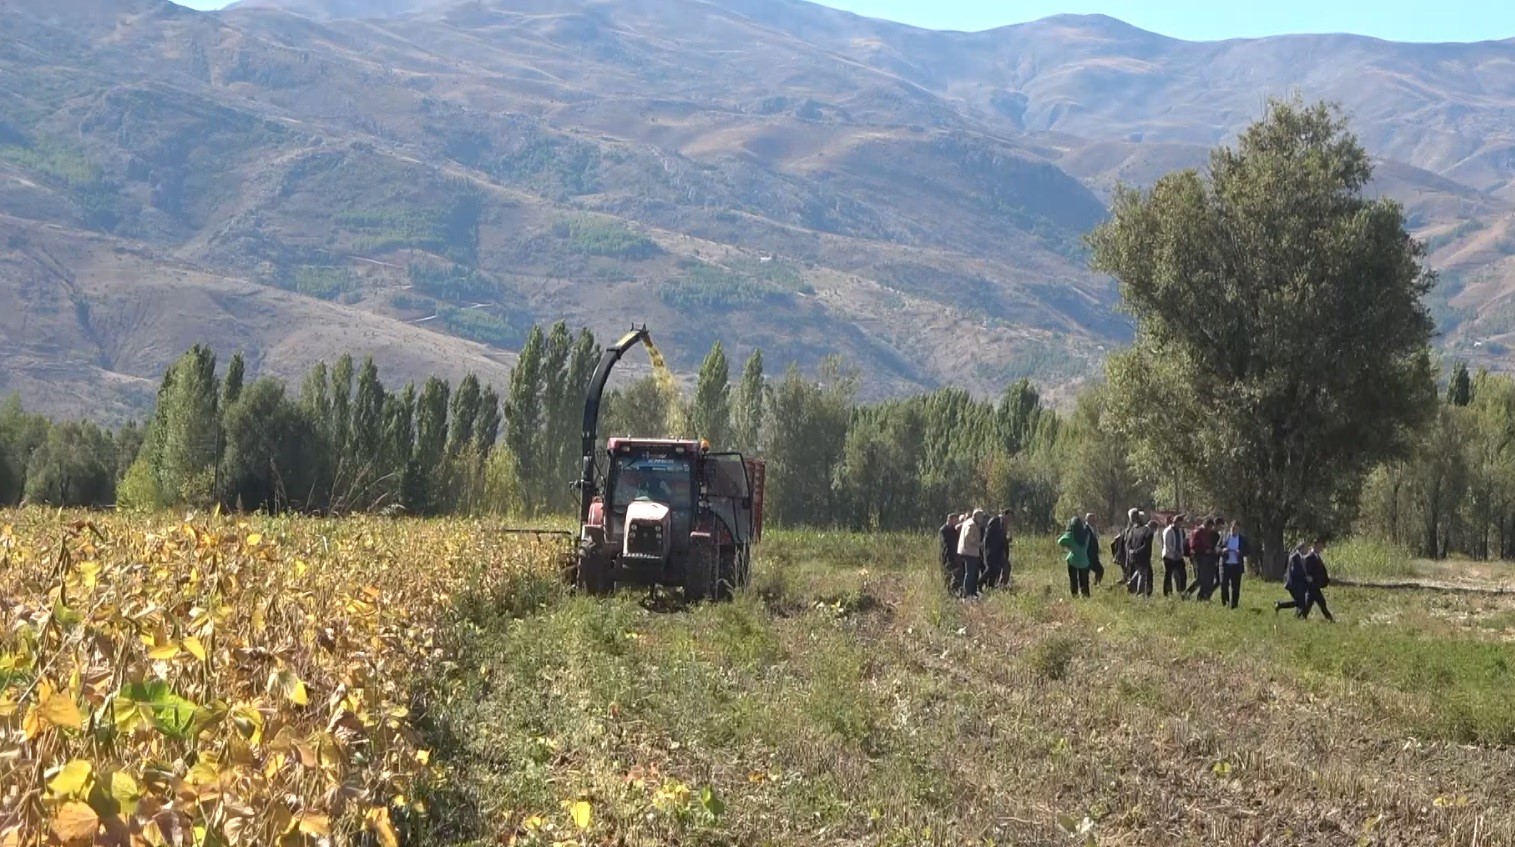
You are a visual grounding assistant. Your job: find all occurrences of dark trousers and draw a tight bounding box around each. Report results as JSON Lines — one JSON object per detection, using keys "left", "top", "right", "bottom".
{"left": 1276, "top": 586, "right": 1307, "bottom": 614}
{"left": 1302, "top": 585, "right": 1333, "bottom": 620}
{"left": 1220, "top": 563, "right": 1244, "bottom": 609}
{"left": 1185, "top": 557, "right": 1218, "bottom": 600}
{"left": 1068, "top": 565, "right": 1091, "bottom": 597}
{"left": 1129, "top": 561, "right": 1154, "bottom": 596}
{"left": 983, "top": 550, "right": 1008, "bottom": 588}
{"left": 1162, "top": 558, "right": 1187, "bottom": 596}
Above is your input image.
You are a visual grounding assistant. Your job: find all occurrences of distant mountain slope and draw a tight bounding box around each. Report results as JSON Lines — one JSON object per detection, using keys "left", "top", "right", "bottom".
{"left": 2, "top": 0, "right": 1514, "bottom": 420}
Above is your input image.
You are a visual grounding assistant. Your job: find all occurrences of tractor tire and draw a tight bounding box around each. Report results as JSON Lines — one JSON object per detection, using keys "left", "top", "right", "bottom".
{"left": 578, "top": 550, "right": 614, "bottom": 597}
{"left": 685, "top": 540, "right": 720, "bottom": 602}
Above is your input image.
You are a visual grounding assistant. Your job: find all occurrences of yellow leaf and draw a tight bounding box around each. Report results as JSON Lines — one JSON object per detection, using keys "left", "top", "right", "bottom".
{"left": 51, "top": 801, "right": 98, "bottom": 843}
{"left": 569, "top": 800, "right": 592, "bottom": 830}
{"left": 366, "top": 807, "right": 400, "bottom": 847}
{"left": 296, "top": 813, "right": 330, "bottom": 837}
{"left": 0, "top": 693, "right": 16, "bottom": 718}
{"left": 148, "top": 642, "right": 181, "bottom": 661}
{"left": 272, "top": 668, "right": 308, "bottom": 706}
{"left": 47, "top": 760, "right": 93, "bottom": 798}
{"left": 246, "top": 533, "right": 263, "bottom": 547}
{"left": 38, "top": 689, "right": 83, "bottom": 730}
{"left": 182, "top": 636, "right": 207, "bottom": 661}
{"left": 108, "top": 770, "right": 141, "bottom": 815}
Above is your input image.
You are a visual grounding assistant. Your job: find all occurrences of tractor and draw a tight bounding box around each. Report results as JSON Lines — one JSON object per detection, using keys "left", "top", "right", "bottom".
{"left": 570, "top": 327, "right": 764, "bottom": 600}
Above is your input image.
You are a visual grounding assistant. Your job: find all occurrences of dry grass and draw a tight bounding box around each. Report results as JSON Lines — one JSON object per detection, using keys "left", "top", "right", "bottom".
{"left": 428, "top": 531, "right": 1515, "bottom": 846}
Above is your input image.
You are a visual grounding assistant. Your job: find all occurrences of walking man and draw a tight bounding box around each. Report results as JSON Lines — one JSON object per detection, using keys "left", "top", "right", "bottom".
{"left": 1303, "top": 539, "right": 1336, "bottom": 621}
{"left": 1161, "top": 514, "right": 1188, "bottom": 597}
{"left": 1219, "top": 520, "right": 1249, "bottom": 609}
{"left": 1276, "top": 542, "right": 1310, "bottom": 616}
{"left": 1185, "top": 517, "right": 1220, "bottom": 601}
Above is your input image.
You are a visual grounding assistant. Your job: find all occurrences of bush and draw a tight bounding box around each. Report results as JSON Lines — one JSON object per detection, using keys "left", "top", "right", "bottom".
{"left": 1330, "top": 536, "right": 1418, "bottom": 581}
{"left": 115, "top": 458, "right": 164, "bottom": 511}
{"left": 1028, "top": 633, "right": 1080, "bottom": 681}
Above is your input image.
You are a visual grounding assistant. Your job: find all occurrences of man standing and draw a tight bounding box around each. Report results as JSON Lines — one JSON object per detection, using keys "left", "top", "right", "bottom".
{"left": 998, "top": 509, "right": 1014, "bottom": 586}
{"left": 1084, "top": 513, "right": 1104, "bottom": 586}
{"left": 1220, "top": 520, "right": 1249, "bottom": 609}
{"left": 983, "top": 509, "right": 1009, "bottom": 589}
{"left": 939, "top": 513, "right": 960, "bottom": 591}
{"left": 1125, "top": 512, "right": 1156, "bottom": 597}
{"left": 956, "top": 509, "right": 987, "bottom": 599}
{"left": 1161, "top": 514, "right": 1188, "bottom": 597}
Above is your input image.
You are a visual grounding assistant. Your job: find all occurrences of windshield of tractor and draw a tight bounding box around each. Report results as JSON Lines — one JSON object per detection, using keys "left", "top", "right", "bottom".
{"left": 606, "top": 451, "right": 695, "bottom": 541}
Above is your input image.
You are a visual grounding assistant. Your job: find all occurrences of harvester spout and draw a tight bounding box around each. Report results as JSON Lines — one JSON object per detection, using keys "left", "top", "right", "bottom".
{"left": 577, "top": 326, "right": 651, "bottom": 524}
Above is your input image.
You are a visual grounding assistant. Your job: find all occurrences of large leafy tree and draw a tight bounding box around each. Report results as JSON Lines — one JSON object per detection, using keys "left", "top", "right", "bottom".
{"left": 731, "top": 349, "right": 765, "bottom": 455}
{"left": 1090, "top": 98, "right": 1435, "bottom": 578}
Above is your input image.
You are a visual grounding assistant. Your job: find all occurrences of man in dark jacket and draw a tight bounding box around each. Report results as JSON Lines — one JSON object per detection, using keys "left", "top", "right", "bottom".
{"left": 1275, "top": 543, "right": 1311, "bottom": 616}
{"left": 1084, "top": 513, "right": 1104, "bottom": 585}
{"left": 1125, "top": 513, "right": 1156, "bottom": 597}
{"left": 1302, "top": 540, "right": 1335, "bottom": 621}
{"left": 983, "top": 510, "right": 1009, "bottom": 588}
{"left": 939, "top": 514, "right": 960, "bottom": 590}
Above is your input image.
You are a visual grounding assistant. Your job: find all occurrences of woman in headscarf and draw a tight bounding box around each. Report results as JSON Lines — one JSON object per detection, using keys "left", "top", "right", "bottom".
{"left": 1058, "top": 516, "right": 1093, "bottom": 598}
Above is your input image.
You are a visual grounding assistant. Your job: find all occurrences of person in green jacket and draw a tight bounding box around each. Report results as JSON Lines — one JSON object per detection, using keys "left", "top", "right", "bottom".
{"left": 1058, "top": 516, "right": 1093, "bottom": 598}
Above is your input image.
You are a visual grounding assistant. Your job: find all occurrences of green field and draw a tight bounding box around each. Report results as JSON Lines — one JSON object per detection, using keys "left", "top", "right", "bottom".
{"left": 422, "top": 531, "right": 1515, "bottom": 846}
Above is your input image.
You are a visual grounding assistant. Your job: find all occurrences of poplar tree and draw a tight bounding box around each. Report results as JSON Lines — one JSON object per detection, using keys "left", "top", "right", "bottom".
{"left": 690, "top": 341, "right": 731, "bottom": 448}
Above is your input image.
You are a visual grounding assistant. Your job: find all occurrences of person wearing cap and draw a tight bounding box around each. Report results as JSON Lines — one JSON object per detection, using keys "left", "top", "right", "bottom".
{"left": 1161, "top": 514, "right": 1189, "bottom": 597}
{"left": 956, "top": 509, "right": 987, "bottom": 598}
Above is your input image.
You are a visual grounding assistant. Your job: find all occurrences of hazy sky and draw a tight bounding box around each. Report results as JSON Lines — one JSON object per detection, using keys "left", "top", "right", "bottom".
{"left": 173, "top": 0, "right": 1515, "bottom": 43}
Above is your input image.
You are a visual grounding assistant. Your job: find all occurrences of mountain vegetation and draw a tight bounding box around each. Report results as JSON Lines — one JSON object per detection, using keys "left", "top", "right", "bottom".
{"left": 3, "top": 0, "right": 1515, "bottom": 421}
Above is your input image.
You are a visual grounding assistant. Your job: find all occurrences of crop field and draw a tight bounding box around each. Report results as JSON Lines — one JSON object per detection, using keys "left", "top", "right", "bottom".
{"left": 3, "top": 513, "right": 1515, "bottom": 846}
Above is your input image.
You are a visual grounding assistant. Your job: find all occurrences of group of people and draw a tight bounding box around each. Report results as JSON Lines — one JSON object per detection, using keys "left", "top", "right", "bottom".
{"left": 1096, "top": 511, "right": 1253, "bottom": 607}
{"left": 938, "top": 509, "right": 1013, "bottom": 598}
{"left": 937, "top": 508, "right": 1337, "bottom": 620}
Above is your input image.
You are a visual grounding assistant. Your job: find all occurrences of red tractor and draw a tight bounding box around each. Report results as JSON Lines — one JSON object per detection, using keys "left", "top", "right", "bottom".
{"left": 572, "top": 328, "right": 764, "bottom": 600}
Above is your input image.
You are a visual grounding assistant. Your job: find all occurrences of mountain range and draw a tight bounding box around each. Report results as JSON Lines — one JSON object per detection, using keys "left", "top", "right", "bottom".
{"left": 2, "top": 0, "right": 1513, "bottom": 421}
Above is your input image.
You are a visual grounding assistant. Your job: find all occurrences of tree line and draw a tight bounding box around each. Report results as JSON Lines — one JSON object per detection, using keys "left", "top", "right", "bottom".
{"left": 0, "top": 97, "right": 1500, "bottom": 576}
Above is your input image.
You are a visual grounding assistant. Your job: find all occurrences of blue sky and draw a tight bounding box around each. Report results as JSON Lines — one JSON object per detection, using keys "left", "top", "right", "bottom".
{"left": 175, "top": 0, "right": 1515, "bottom": 42}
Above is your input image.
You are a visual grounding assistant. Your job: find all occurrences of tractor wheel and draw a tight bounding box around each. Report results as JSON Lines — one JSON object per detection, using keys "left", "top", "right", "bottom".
{"left": 578, "top": 550, "right": 614, "bottom": 597}
{"left": 685, "top": 540, "right": 720, "bottom": 602}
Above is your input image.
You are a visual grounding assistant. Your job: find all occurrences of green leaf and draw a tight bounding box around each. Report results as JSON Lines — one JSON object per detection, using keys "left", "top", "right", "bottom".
{"left": 121, "top": 680, "right": 201, "bottom": 740}
{"left": 699, "top": 786, "right": 725, "bottom": 820}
